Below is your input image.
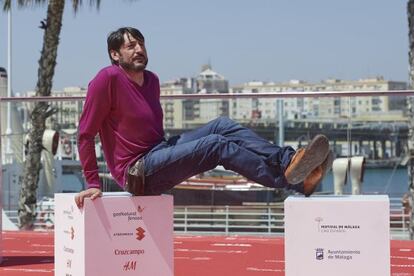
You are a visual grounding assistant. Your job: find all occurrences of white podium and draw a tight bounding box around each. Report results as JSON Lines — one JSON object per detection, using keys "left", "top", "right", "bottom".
{"left": 55, "top": 193, "right": 173, "bottom": 276}
{"left": 284, "top": 195, "right": 390, "bottom": 276}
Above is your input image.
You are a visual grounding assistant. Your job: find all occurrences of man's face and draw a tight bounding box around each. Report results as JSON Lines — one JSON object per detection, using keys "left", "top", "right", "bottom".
{"left": 113, "top": 33, "right": 148, "bottom": 71}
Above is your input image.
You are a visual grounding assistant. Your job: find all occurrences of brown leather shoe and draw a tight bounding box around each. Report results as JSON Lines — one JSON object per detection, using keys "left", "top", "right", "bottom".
{"left": 303, "top": 150, "right": 334, "bottom": 197}
{"left": 285, "top": 134, "right": 330, "bottom": 184}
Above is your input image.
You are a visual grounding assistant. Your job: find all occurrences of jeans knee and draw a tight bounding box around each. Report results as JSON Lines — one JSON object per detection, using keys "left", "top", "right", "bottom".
{"left": 205, "top": 133, "right": 225, "bottom": 145}
{"left": 198, "top": 134, "right": 228, "bottom": 154}
{"left": 215, "top": 116, "right": 237, "bottom": 128}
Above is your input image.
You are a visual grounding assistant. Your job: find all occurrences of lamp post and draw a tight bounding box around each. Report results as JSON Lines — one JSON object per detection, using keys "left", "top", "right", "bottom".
{"left": 5, "top": 7, "right": 13, "bottom": 164}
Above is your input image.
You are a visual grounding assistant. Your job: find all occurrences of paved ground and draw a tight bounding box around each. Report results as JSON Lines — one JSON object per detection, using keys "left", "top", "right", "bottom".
{"left": 1, "top": 231, "right": 414, "bottom": 275}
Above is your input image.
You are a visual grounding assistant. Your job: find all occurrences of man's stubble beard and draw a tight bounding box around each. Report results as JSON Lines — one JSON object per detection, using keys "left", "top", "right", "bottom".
{"left": 119, "top": 56, "right": 148, "bottom": 72}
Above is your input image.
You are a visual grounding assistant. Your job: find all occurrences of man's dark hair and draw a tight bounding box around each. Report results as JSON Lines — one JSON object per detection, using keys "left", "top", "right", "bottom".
{"left": 107, "top": 27, "right": 145, "bottom": 65}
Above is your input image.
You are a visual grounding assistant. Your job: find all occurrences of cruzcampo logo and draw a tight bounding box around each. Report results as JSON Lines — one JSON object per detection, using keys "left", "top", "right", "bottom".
{"left": 136, "top": 227, "right": 145, "bottom": 241}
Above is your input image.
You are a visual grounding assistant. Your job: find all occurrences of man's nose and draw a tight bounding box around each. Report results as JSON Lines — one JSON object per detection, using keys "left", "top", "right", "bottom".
{"left": 135, "top": 44, "right": 144, "bottom": 52}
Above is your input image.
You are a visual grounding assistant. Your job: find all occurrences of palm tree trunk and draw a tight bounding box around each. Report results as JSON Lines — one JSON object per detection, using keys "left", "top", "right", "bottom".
{"left": 407, "top": 0, "right": 414, "bottom": 240}
{"left": 18, "top": 0, "right": 65, "bottom": 230}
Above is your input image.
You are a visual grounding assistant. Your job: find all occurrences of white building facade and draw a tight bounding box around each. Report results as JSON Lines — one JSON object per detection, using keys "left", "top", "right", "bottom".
{"left": 231, "top": 77, "right": 408, "bottom": 123}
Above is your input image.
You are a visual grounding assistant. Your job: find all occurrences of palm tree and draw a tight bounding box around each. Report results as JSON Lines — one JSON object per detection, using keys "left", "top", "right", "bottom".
{"left": 407, "top": 0, "right": 414, "bottom": 240}
{"left": 2, "top": 0, "right": 101, "bottom": 229}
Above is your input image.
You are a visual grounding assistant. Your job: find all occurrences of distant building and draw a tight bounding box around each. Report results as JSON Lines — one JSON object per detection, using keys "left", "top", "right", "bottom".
{"left": 20, "top": 75, "right": 409, "bottom": 135}
{"left": 231, "top": 77, "right": 408, "bottom": 123}
{"left": 160, "top": 65, "right": 230, "bottom": 128}
{"left": 26, "top": 86, "right": 86, "bottom": 130}
{"left": 54, "top": 86, "right": 86, "bottom": 129}
{"left": 160, "top": 78, "right": 194, "bottom": 129}
{"left": 196, "top": 65, "right": 229, "bottom": 123}
{"left": 197, "top": 64, "right": 229, "bottom": 93}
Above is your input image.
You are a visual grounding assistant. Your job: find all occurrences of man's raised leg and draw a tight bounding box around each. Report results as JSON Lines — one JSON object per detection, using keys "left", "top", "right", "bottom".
{"left": 142, "top": 133, "right": 288, "bottom": 195}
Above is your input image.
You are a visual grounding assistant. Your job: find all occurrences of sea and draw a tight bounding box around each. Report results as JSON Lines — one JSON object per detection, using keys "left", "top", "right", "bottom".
{"left": 320, "top": 167, "right": 409, "bottom": 199}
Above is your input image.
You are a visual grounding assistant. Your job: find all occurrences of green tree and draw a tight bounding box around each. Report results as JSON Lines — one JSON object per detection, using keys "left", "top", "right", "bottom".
{"left": 2, "top": 0, "right": 101, "bottom": 229}
{"left": 407, "top": 0, "right": 414, "bottom": 240}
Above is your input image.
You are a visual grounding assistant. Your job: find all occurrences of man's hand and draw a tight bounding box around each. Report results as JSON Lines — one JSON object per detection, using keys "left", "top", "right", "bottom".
{"left": 75, "top": 188, "right": 102, "bottom": 208}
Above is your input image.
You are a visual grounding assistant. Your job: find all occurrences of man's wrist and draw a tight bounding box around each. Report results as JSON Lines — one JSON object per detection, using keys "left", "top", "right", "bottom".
{"left": 87, "top": 183, "right": 101, "bottom": 189}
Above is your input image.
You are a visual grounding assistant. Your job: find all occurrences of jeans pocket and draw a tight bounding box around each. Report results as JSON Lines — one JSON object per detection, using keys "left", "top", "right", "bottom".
{"left": 125, "top": 159, "right": 145, "bottom": 196}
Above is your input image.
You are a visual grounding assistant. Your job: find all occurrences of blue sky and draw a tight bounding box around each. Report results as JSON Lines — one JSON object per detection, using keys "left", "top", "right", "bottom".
{"left": 0, "top": 0, "right": 410, "bottom": 94}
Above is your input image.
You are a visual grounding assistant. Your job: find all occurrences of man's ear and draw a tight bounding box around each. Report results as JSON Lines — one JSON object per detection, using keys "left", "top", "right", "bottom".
{"left": 110, "top": 50, "right": 120, "bottom": 62}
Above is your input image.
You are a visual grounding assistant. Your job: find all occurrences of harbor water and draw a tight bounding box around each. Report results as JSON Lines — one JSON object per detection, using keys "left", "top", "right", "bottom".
{"left": 320, "top": 167, "right": 409, "bottom": 198}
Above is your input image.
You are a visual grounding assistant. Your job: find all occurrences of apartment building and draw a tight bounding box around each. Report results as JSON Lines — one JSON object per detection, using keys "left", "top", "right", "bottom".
{"left": 160, "top": 65, "right": 230, "bottom": 128}
{"left": 26, "top": 86, "right": 86, "bottom": 130}
{"left": 231, "top": 77, "right": 408, "bottom": 123}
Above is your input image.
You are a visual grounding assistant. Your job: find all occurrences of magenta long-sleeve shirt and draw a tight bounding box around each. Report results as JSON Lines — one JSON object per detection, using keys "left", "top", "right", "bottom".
{"left": 78, "top": 65, "right": 164, "bottom": 189}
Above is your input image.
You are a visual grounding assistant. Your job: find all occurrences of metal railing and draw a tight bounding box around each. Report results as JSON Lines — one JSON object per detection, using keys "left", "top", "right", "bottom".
{"left": 173, "top": 204, "right": 285, "bottom": 235}
{"left": 4, "top": 197, "right": 409, "bottom": 239}
{"left": 1, "top": 90, "right": 414, "bottom": 102}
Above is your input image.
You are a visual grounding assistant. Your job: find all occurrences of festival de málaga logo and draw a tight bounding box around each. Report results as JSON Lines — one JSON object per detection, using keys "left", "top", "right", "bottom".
{"left": 315, "top": 217, "right": 323, "bottom": 232}
{"left": 314, "top": 217, "right": 361, "bottom": 233}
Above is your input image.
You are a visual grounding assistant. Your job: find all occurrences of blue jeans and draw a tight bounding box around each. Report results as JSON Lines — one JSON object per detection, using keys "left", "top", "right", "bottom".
{"left": 142, "top": 117, "right": 297, "bottom": 195}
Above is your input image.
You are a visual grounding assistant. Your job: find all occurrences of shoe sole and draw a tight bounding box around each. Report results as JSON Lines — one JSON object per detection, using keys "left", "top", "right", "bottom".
{"left": 304, "top": 150, "right": 334, "bottom": 197}
{"left": 321, "top": 150, "right": 334, "bottom": 175}
{"left": 286, "top": 134, "right": 330, "bottom": 184}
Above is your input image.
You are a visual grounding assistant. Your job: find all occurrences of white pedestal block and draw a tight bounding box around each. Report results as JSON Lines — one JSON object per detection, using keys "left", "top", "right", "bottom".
{"left": 285, "top": 195, "right": 390, "bottom": 276}
{"left": 55, "top": 192, "right": 174, "bottom": 276}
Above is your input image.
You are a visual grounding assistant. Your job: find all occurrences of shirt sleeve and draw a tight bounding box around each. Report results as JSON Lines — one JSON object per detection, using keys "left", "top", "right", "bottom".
{"left": 78, "top": 69, "right": 112, "bottom": 189}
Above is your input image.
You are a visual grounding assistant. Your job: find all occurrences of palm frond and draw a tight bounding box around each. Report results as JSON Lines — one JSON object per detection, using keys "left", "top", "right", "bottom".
{"left": 72, "top": 0, "right": 101, "bottom": 13}
{"left": 2, "top": 0, "right": 47, "bottom": 11}
{"left": 2, "top": 0, "right": 11, "bottom": 11}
